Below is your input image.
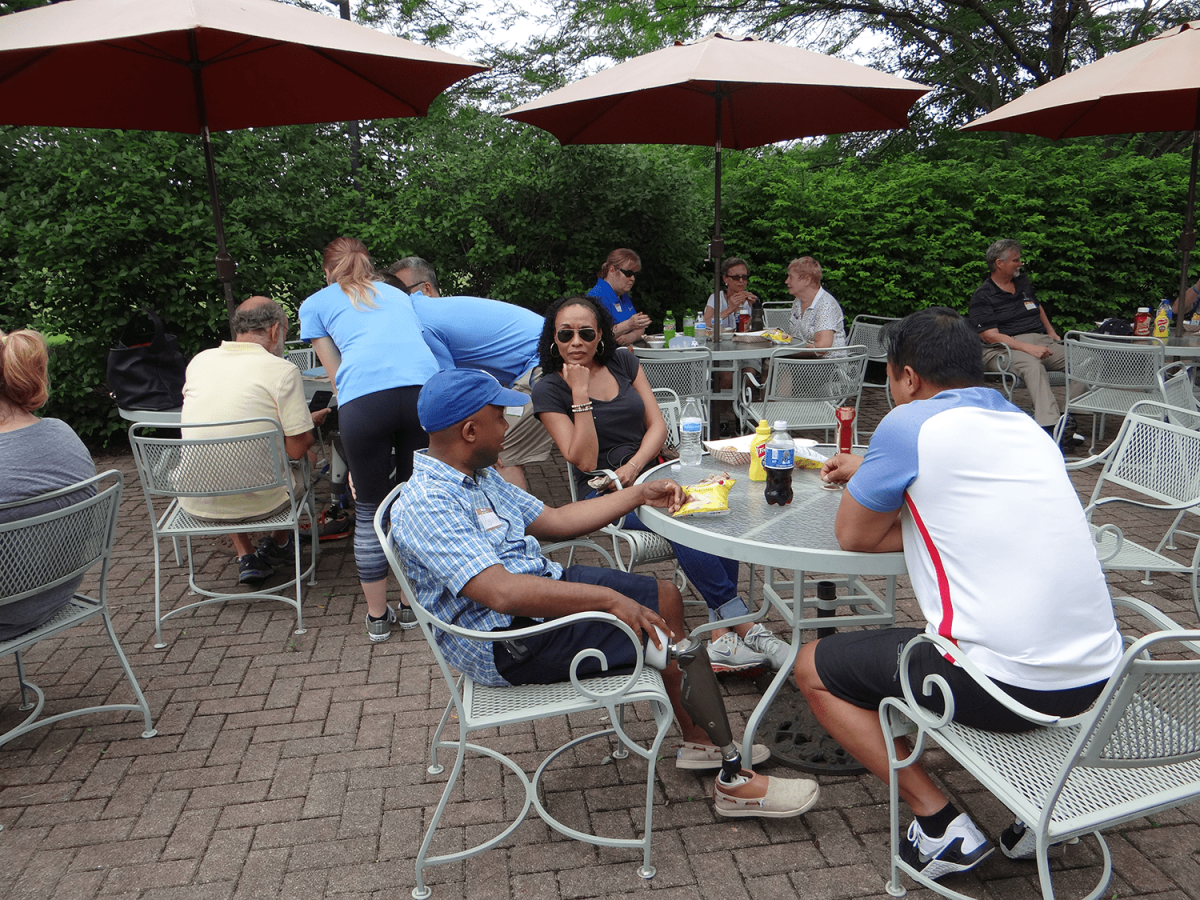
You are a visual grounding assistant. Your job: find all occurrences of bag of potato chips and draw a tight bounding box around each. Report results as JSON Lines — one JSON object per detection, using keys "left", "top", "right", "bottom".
{"left": 674, "top": 472, "right": 736, "bottom": 517}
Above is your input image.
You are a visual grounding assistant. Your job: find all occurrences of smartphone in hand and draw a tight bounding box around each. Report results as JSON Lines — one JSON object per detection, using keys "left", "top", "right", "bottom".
{"left": 308, "top": 390, "right": 333, "bottom": 413}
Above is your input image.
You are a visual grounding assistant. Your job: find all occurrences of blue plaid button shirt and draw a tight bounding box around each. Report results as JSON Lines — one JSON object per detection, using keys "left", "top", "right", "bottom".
{"left": 390, "top": 451, "right": 563, "bottom": 686}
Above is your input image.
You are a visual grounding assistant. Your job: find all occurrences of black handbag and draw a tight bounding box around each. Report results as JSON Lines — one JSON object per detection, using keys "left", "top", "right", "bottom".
{"left": 106, "top": 308, "right": 187, "bottom": 410}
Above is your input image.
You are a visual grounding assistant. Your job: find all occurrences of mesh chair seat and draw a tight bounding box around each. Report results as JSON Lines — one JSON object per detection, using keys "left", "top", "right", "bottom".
{"left": 161, "top": 504, "right": 296, "bottom": 534}
{"left": 465, "top": 666, "right": 668, "bottom": 726}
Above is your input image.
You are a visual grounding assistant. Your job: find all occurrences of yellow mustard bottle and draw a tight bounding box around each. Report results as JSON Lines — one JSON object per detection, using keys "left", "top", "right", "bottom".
{"left": 748, "top": 419, "right": 772, "bottom": 482}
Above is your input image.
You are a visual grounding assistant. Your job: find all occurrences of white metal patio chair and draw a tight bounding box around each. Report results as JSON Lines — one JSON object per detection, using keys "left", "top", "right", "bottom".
{"left": 0, "top": 470, "right": 156, "bottom": 749}
{"left": 129, "top": 419, "right": 318, "bottom": 648}
{"left": 1059, "top": 331, "right": 1166, "bottom": 452}
{"left": 1156, "top": 361, "right": 1200, "bottom": 430}
{"left": 881, "top": 595, "right": 1200, "bottom": 900}
{"left": 373, "top": 484, "right": 674, "bottom": 899}
{"left": 632, "top": 345, "right": 713, "bottom": 438}
{"left": 283, "top": 341, "right": 316, "bottom": 372}
{"left": 763, "top": 303, "right": 793, "bottom": 330}
{"left": 1065, "top": 402, "right": 1200, "bottom": 621}
{"left": 737, "top": 345, "right": 869, "bottom": 442}
{"left": 847, "top": 314, "right": 899, "bottom": 410}
{"left": 980, "top": 341, "right": 1019, "bottom": 401}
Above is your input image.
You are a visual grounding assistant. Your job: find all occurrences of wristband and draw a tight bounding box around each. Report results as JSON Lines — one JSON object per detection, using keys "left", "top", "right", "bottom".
{"left": 570, "top": 402, "right": 593, "bottom": 413}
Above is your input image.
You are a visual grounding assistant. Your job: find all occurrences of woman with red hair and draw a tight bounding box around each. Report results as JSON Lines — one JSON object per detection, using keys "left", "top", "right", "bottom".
{"left": 587, "top": 248, "right": 652, "bottom": 346}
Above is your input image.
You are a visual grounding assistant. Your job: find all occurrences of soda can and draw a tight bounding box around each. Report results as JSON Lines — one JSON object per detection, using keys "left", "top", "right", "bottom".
{"left": 835, "top": 406, "right": 856, "bottom": 455}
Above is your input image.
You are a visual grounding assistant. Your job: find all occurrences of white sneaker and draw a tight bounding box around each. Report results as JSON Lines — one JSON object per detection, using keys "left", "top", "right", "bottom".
{"left": 743, "top": 623, "right": 792, "bottom": 671}
{"left": 707, "top": 632, "right": 768, "bottom": 673}
{"left": 899, "top": 814, "right": 993, "bottom": 881}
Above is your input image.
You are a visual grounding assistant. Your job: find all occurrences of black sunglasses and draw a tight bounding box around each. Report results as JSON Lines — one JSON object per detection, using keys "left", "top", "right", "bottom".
{"left": 557, "top": 327, "right": 598, "bottom": 343}
{"left": 617, "top": 267, "right": 638, "bottom": 278}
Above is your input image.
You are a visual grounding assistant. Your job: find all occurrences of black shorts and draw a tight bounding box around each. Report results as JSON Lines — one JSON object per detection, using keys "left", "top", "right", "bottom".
{"left": 813, "top": 628, "right": 1107, "bottom": 733}
{"left": 492, "top": 565, "right": 660, "bottom": 685}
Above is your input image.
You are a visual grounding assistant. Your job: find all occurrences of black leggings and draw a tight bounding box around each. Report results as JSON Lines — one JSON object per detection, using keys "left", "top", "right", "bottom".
{"left": 337, "top": 386, "right": 427, "bottom": 583}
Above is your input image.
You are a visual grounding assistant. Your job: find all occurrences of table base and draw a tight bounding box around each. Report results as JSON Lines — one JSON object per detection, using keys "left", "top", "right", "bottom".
{"left": 759, "top": 681, "right": 867, "bottom": 775}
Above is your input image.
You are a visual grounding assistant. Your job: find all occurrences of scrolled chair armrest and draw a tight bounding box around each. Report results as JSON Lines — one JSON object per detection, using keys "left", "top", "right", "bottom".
{"left": 889, "top": 631, "right": 1063, "bottom": 731}
{"left": 424, "top": 607, "right": 652, "bottom": 703}
{"left": 1090, "top": 522, "right": 1124, "bottom": 562}
{"left": 1111, "top": 596, "right": 1200, "bottom": 655}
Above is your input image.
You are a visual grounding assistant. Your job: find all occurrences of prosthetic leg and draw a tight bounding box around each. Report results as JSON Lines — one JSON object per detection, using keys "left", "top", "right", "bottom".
{"left": 647, "top": 629, "right": 742, "bottom": 785}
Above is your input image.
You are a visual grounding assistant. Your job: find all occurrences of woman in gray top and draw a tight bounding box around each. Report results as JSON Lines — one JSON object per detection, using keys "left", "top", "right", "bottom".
{"left": 0, "top": 329, "right": 95, "bottom": 640}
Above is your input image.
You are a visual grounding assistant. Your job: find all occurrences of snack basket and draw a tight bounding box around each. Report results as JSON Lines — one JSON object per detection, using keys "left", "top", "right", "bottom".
{"left": 704, "top": 434, "right": 822, "bottom": 468}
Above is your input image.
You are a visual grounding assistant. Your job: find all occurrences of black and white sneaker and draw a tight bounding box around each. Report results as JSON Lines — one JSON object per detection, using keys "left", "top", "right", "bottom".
{"left": 238, "top": 552, "right": 274, "bottom": 585}
{"left": 1000, "top": 820, "right": 1074, "bottom": 859}
{"left": 900, "top": 814, "right": 994, "bottom": 880}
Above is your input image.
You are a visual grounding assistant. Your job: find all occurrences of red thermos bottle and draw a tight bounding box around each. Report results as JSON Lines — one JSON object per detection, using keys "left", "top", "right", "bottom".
{"left": 836, "top": 406, "right": 855, "bottom": 454}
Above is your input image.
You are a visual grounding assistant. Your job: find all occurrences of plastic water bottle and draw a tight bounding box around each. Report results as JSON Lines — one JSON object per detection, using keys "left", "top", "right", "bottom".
{"left": 695, "top": 318, "right": 707, "bottom": 343}
{"left": 679, "top": 397, "right": 703, "bottom": 467}
{"left": 763, "top": 420, "right": 794, "bottom": 506}
{"left": 683, "top": 313, "right": 696, "bottom": 338}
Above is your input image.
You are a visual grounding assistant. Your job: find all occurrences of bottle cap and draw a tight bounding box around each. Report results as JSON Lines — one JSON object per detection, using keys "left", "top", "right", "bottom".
{"left": 772, "top": 420, "right": 788, "bottom": 431}
{"left": 1138, "top": 307, "right": 1150, "bottom": 313}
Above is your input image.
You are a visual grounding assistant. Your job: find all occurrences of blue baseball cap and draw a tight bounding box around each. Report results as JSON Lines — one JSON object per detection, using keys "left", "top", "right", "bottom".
{"left": 417, "top": 368, "right": 530, "bottom": 433}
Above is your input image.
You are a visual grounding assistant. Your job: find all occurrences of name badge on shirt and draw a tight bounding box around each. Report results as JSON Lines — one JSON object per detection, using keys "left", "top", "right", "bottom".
{"left": 477, "top": 508, "right": 503, "bottom": 531}
{"left": 613, "top": 302, "right": 623, "bottom": 313}
{"left": 1024, "top": 301, "right": 1037, "bottom": 310}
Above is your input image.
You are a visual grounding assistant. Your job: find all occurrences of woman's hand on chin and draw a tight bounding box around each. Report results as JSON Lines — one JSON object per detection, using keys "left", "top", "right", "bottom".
{"left": 562, "top": 363, "right": 591, "bottom": 394}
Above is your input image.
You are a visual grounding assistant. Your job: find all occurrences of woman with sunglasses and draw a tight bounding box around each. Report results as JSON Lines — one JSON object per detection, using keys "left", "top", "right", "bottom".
{"left": 531, "top": 295, "right": 790, "bottom": 676}
{"left": 586, "top": 249, "right": 651, "bottom": 346}
{"left": 703, "top": 257, "right": 758, "bottom": 334}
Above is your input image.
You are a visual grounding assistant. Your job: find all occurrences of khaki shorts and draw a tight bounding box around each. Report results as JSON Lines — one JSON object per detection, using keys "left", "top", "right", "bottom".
{"left": 500, "top": 367, "right": 555, "bottom": 467}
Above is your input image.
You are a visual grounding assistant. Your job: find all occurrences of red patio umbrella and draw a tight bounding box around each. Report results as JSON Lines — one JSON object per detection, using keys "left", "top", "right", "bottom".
{"left": 504, "top": 32, "right": 929, "bottom": 340}
{"left": 0, "top": 0, "right": 487, "bottom": 314}
{"left": 963, "top": 21, "right": 1200, "bottom": 331}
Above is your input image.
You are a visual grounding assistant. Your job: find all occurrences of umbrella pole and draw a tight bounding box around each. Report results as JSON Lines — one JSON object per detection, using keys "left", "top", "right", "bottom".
{"left": 1178, "top": 124, "right": 1200, "bottom": 336}
{"left": 711, "top": 92, "right": 724, "bottom": 346}
{"left": 189, "top": 33, "right": 238, "bottom": 321}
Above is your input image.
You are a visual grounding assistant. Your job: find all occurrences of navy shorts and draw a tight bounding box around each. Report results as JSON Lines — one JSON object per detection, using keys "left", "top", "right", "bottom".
{"left": 814, "top": 628, "right": 1107, "bottom": 733}
{"left": 492, "top": 565, "right": 660, "bottom": 685}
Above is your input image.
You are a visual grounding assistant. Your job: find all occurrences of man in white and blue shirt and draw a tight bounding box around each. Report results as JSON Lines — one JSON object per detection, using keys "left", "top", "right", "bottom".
{"left": 389, "top": 368, "right": 820, "bottom": 818}
{"left": 797, "top": 307, "right": 1122, "bottom": 880}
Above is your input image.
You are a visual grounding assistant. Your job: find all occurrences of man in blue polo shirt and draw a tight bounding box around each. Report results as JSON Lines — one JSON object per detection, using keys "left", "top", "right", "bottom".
{"left": 798, "top": 307, "right": 1122, "bottom": 880}
{"left": 388, "top": 257, "right": 553, "bottom": 491}
{"left": 390, "top": 368, "right": 820, "bottom": 819}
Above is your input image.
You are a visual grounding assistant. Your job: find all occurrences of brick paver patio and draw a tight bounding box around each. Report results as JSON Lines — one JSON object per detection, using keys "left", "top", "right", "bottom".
{"left": 2, "top": 382, "right": 1199, "bottom": 900}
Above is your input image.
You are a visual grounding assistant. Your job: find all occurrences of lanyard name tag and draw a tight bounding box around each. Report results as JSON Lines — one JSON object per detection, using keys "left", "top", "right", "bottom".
{"left": 614, "top": 302, "right": 623, "bottom": 313}
{"left": 477, "top": 508, "right": 503, "bottom": 531}
{"left": 1024, "top": 301, "right": 1037, "bottom": 310}
{"left": 505, "top": 405, "right": 525, "bottom": 417}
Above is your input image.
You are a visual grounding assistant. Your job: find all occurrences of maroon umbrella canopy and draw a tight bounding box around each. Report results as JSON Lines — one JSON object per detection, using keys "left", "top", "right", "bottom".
{"left": 506, "top": 34, "right": 929, "bottom": 339}
{"left": 0, "top": 0, "right": 487, "bottom": 309}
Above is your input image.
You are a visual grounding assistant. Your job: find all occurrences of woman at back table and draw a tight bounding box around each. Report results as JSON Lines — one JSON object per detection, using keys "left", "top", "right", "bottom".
{"left": 785, "top": 256, "right": 847, "bottom": 357}
{"left": 529, "top": 295, "right": 790, "bottom": 678}
{"left": 587, "top": 248, "right": 651, "bottom": 346}
{"left": 299, "top": 237, "right": 440, "bottom": 645}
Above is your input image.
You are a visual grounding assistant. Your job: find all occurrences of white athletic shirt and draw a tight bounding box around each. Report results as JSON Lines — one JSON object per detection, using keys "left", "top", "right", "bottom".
{"left": 848, "top": 386, "right": 1122, "bottom": 690}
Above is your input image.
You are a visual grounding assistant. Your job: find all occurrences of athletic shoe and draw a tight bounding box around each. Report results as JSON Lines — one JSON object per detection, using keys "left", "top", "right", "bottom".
{"left": 712, "top": 770, "right": 820, "bottom": 818}
{"left": 258, "top": 535, "right": 295, "bottom": 565}
{"left": 238, "top": 551, "right": 274, "bottom": 585}
{"left": 299, "top": 505, "right": 352, "bottom": 542}
{"left": 397, "top": 604, "right": 419, "bottom": 631}
{"left": 675, "top": 740, "right": 770, "bottom": 770}
{"left": 743, "top": 623, "right": 792, "bottom": 671}
{"left": 999, "top": 820, "right": 1073, "bottom": 859}
{"left": 899, "top": 814, "right": 994, "bottom": 881}
{"left": 707, "top": 632, "right": 768, "bottom": 674}
{"left": 366, "top": 606, "right": 398, "bottom": 643}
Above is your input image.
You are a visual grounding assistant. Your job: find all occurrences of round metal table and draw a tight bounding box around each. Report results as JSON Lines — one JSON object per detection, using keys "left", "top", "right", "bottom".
{"left": 637, "top": 454, "right": 906, "bottom": 770}
{"left": 1166, "top": 334, "right": 1200, "bottom": 359}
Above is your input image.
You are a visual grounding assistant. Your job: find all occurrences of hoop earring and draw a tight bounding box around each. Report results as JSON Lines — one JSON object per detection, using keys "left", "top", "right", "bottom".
{"left": 550, "top": 344, "right": 561, "bottom": 358}
{"left": 596, "top": 339, "right": 605, "bottom": 357}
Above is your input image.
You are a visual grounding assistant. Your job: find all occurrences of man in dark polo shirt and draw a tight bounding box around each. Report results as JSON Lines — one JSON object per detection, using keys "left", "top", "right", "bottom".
{"left": 968, "top": 239, "right": 1073, "bottom": 445}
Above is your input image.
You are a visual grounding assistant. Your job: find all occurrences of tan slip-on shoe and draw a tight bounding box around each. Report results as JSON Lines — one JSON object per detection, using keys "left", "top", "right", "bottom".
{"left": 712, "top": 769, "right": 819, "bottom": 818}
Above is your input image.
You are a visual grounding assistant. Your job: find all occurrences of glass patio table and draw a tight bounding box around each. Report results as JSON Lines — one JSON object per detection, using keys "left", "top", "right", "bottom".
{"left": 636, "top": 452, "right": 905, "bottom": 768}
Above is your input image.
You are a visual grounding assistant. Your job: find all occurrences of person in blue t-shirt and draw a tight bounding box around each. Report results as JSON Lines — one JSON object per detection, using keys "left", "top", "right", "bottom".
{"left": 586, "top": 249, "right": 651, "bottom": 346}
{"left": 386, "top": 256, "right": 553, "bottom": 492}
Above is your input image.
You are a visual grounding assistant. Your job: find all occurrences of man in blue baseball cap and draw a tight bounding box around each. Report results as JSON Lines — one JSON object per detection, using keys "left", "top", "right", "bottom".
{"left": 389, "top": 367, "right": 819, "bottom": 819}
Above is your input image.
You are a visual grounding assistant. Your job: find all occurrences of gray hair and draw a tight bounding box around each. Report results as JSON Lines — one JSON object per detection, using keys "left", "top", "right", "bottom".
{"left": 388, "top": 256, "right": 439, "bottom": 293}
{"left": 986, "top": 239, "right": 1022, "bottom": 273}
{"left": 231, "top": 298, "right": 288, "bottom": 336}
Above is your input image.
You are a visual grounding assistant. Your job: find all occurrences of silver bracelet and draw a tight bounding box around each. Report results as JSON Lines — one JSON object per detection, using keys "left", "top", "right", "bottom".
{"left": 571, "top": 402, "right": 593, "bottom": 413}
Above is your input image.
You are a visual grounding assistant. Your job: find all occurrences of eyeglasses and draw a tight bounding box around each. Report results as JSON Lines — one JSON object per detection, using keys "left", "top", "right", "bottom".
{"left": 617, "top": 267, "right": 639, "bottom": 278}
{"left": 557, "top": 327, "right": 598, "bottom": 343}
{"left": 725, "top": 273, "right": 749, "bottom": 281}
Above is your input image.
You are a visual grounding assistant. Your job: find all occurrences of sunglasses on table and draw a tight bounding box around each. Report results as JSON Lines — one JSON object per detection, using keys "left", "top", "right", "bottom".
{"left": 557, "top": 328, "right": 598, "bottom": 343}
